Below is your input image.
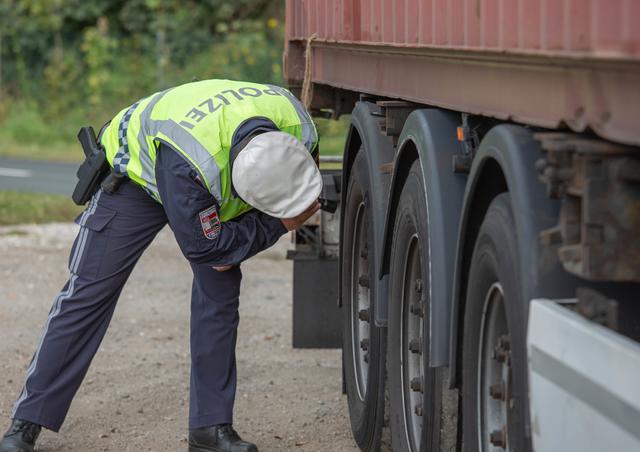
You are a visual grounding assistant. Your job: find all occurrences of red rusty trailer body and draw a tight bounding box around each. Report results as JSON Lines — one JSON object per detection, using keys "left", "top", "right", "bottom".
{"left": 285, "top": 0, "right": 640, "bottom": 146}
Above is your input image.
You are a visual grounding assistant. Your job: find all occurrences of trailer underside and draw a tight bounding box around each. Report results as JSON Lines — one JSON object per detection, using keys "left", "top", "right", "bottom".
{"left": 286, "top": 39, "right": 640, "bottom": 147}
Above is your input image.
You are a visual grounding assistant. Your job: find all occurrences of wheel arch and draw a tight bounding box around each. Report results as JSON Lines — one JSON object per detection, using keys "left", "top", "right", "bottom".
{"left": 379, "top": 109, "right": 467, "bottom": 366}
{"left": 447, "top": 124, "right": 579, "bottom": 389}
{"left": 338, "top": 101, "right": 395, "bottom": 327}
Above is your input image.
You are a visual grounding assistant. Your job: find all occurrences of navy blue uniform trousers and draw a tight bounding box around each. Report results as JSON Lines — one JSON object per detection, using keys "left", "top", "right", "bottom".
{"left": 11, "top": 181, "right": 242, "bottom": 431}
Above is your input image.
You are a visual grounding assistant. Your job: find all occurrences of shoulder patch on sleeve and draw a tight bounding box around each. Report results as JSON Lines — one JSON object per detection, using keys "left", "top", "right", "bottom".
{"left": 199, "top": 205, "right": 221, "bottom": 240}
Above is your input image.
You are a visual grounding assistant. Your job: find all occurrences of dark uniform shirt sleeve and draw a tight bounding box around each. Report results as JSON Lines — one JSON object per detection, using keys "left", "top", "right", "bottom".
{"left": 155, "top": 143, "right": 287, "bottom": 267}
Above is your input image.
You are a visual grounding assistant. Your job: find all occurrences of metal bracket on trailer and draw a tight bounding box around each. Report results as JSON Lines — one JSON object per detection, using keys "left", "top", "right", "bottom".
{"left": 535, "top": 133, "right": 640, "bottom": 282}
{"left": 375, "top": 100, "right": 418, "bottom": 146}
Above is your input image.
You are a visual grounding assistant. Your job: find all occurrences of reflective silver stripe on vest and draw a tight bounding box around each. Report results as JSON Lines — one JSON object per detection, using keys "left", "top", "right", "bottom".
{"left": 267, "top": 85, "right": 317, "bottom": 152}
{"left": 147, "top": 120, "right": 222, "bottom": 202}
{"left": 136, "top": 89, "right": 171, "bottom": 193}
{"left": 136, "top": 91, "right": 223, "bottom": 203}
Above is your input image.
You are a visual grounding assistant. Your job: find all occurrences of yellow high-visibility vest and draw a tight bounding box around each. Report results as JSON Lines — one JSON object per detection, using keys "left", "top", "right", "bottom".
{"left": 100, "top": 79, "right": 318, "bottom": 222}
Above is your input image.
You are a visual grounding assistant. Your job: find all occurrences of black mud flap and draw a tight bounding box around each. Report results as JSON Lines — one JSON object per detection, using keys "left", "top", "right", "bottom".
{"left": 288, "top": 169, "right": 342, "bottom": 348}
{"left": 289, "top": 251, "right": 342, "bottom": 348}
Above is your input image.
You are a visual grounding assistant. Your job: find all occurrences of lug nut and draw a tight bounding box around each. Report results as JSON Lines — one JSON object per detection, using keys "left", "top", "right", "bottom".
{"left": 409, "top": 338, "right": 422, "bottom": 355}
{"left": 358, "top": 309, "right": 370, "bottom": 322}
{"left": 489, "top": 382, "right": 505, "bottom": 401}
{"left": 414, "top": 279, "right": 422, "bottom": 293}
{"left": 489, "top": 428, "right": 506, "bottom": 448}
{"left": 360, "top": 338, "right": 370, "bottom": 351}
{"left": 410, "top": 377, "right": 423, "bottom": 393}
{"left": 414, "top": 404, "right": 423, "bottom": 416}
{"left": 358, "top": 275, "right": 370, "bottom": 288}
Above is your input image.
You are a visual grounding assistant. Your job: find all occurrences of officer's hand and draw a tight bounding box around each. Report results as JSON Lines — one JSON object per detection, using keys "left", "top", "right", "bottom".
{"left": 280, "top": 201, "right": 321, "bottom": 231}
{"left": 213, "top": 265, "right": 233, "bottom": 272}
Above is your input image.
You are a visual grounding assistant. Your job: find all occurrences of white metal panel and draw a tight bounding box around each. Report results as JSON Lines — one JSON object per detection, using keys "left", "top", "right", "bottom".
{"left": 527, "top": 299, "right": 640, "bottom": 452}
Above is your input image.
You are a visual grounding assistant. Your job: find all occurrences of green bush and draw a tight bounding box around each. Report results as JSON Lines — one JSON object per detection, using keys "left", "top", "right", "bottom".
{"left": 1, "top": 103, "right": 57, "bottom": 144}
{"left": 0, "top": 191, "right": 83, "bottom": 225}
{"left": 0, "top": 2, "right": 349, "bottom": 161}
{"left": 316, "top": 116, "right": 350, "bottom": 156}
{"left": 0, "top": 101, "right": 91, "bottom": 148}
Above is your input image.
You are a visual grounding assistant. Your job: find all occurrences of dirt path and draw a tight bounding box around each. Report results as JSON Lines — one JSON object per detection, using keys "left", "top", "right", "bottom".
{"left": 0, "top": 223, "right": 358, "bottom": 451}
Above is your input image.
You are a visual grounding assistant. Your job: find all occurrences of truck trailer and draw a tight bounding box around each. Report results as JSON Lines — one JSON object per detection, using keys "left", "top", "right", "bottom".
{"left": 284, "top": 1, "right": 640, "bottom": 451}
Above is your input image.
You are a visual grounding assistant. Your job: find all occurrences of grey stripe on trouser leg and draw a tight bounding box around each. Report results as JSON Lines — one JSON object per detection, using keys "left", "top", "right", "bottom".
{"left": 11, "top": 190, "right": 102, "bottom": 417}
{"left": 188, "top": 263, "right": 242, "bottom": 429}
{"left": 12, "top": 183, "right": 167, "bottom": 431}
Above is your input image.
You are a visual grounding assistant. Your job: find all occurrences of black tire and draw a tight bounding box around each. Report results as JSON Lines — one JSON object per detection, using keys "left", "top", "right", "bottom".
{"left": 461, "top": 193, "right": 530, "bottom": 452}
{"left": 387, "top": 160, "right": 442, "bottom": 452}
{"left": 342, "top": 151, "right": 386, "bottom": 451}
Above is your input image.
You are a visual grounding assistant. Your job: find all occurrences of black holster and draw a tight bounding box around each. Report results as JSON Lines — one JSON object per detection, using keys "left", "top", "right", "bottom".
{"left": 72, "top": 124, "right": 127, "bottom": 205}
{"left": 72, "top": 127, "right": 111, "bottom": 205}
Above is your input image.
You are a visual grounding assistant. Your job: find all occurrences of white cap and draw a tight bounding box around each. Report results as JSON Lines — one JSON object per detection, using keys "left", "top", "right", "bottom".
{"left": 231, "top": 131, "right": 323, "bottom": 218}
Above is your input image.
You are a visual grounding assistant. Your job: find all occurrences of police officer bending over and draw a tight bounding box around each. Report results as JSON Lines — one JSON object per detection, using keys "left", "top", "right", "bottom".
{"left": 0, "top": 79, "right": 323, "bottom": 452}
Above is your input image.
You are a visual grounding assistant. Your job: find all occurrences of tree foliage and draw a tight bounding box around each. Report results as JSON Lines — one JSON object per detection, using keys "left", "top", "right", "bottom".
{"left": 0, "top": 0, "right": 283, "bottom": 144}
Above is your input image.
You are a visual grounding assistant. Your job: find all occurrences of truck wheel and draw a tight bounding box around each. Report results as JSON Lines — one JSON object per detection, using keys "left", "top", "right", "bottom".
{"left": 342, "top": 151, "right": 385, "bottom": 451}
{"left": 461, "top": 193, "right": 530, "bottom": 452}
{"left": 387, "top": 160, "right": 442, "bottom": 452}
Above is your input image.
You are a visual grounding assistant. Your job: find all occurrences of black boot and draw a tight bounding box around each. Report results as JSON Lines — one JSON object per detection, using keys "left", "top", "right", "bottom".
{"left": 0, "top": 419, "right": 41, "bottom": 452}
{"left": 188, "top": 424, "right": 258, "bottom": 452}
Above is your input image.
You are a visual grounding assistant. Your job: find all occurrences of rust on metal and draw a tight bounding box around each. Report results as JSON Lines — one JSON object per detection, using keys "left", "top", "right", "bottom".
{"left": 285, "top": 0, "right": 640, "bottom": 147}
{"left": 536, "top": 133, "right": 640, "bottom": 282}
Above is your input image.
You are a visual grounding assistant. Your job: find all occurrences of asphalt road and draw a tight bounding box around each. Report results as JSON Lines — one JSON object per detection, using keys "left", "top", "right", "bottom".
{"left": 0, "top": 158, "right": 78, "bottom": 196}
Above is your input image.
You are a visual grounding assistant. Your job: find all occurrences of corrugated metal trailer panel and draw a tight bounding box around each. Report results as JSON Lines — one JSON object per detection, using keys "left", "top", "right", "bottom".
{"left": 287, "top": 0, "right": 640, "bottom": 58}
{"left": 285, "top": 0, "right": 640, "bottom": 145}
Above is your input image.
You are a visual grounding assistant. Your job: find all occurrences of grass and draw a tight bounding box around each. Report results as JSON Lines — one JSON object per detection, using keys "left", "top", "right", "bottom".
{"left": 316, "top": 116, "right": 349, "bottom": 156}
{"left": 0, "top": 102, "right": 86, "bottom": 163}
{"left": 0, "top": 191, "right": 84, "bottom": 226}
{"left": 0, "top": 139, "right": 82, "bottom": 163}
{"left": 0, "top": 117, "right": 348, "bottom": 163}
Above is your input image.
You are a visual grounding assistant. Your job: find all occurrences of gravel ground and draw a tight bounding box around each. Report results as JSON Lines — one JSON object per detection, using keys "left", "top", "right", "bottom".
{"left": 0, "top": 223, "right": 358, "bottom": 451}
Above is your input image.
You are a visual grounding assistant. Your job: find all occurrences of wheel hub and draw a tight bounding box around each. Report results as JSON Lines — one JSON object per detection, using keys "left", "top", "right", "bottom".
{"left": 351, "top": 202, "right": 370, "bottom": 401}
{"left": 477, "top": 283, "right": 513, "bottom": 451}
{"left": 400, "top": 235, "right": 424, "bottom": 451}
